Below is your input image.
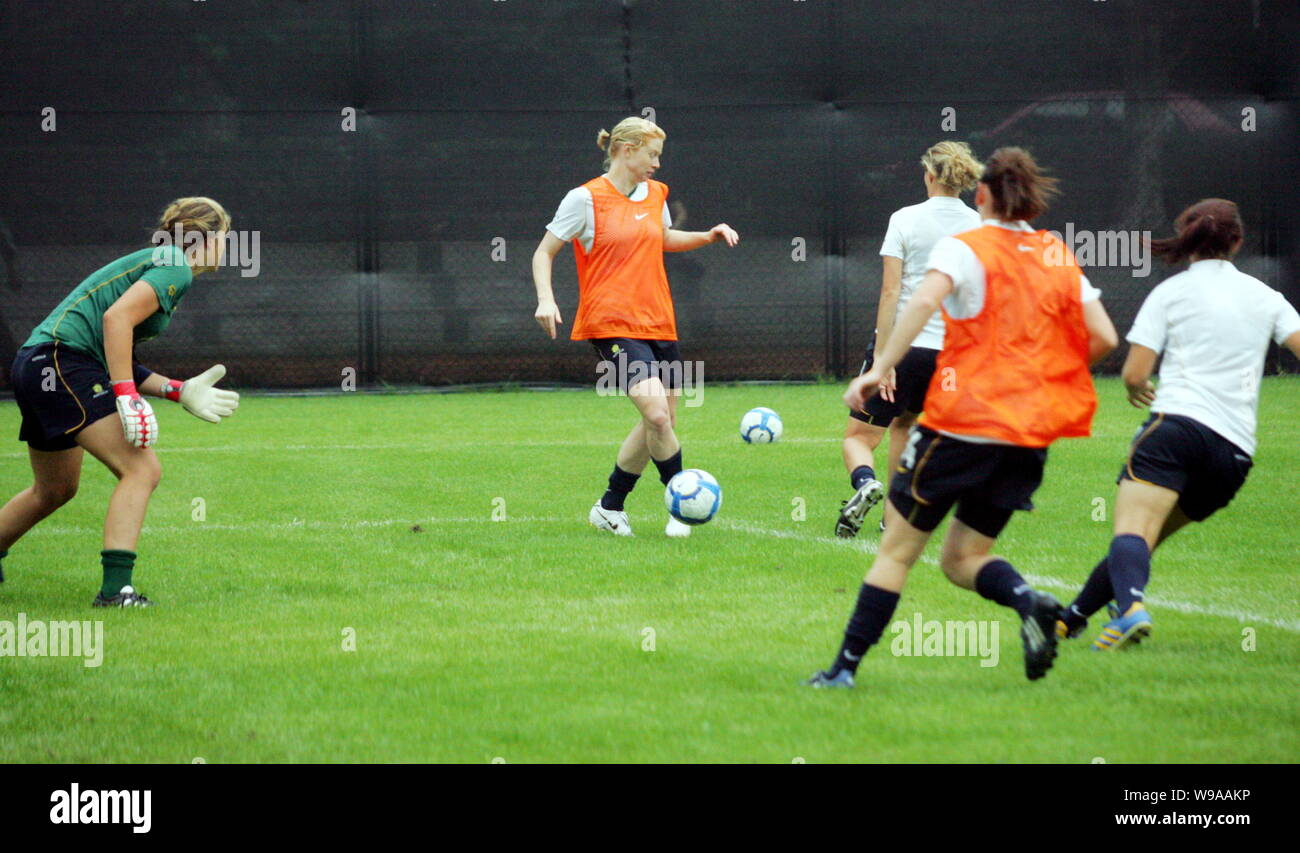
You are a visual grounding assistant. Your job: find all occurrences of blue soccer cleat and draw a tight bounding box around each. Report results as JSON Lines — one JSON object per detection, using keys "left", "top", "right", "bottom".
{"left": 804, "top": 669, "right": 855, "bottom": 689}
{"left": 1092, "top": 602, "right": 1152, "bottom": 651}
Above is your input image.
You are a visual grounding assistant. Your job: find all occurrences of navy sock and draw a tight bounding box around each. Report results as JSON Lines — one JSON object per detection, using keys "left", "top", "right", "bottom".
{"left": 1107, "top": 534, "right": 1151, "bottom": 613}
{"left": 652, "top": 448, "right": 683, "bottom": 486}
{"left": 829, "top": 583, "right": 900, "bottom": 676}
{"left": 600, "top": 465, "right": 640, "bottom": 512}
{"left": 1064, "top": 557, "right": 1112, "bottom": 628}
{"left": 974, "top": 559, "right": 1035, "bottom": 618}
{"left": 850, "top": 465, "right": 876, "bottom": 490}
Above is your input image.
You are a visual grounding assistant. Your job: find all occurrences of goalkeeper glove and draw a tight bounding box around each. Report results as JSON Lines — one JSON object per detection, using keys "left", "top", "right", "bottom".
{"left": 112, "top": 380, "right": 158, "bottom": 448}
{"left": 163, "top": 364, "right": 239, "bottom": 423}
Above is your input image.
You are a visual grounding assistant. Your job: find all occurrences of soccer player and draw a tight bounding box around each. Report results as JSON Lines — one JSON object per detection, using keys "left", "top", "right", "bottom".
{"left": 0, "top": 198, "right": 240, "bottom": 606}
{"left": 837, "top": 141, "right": 982, "bottom": 538}
{"left": 1058, "top": 198, "right": 1300, "bottom": 650}
{"left": 531, "top": 117, "right": 738, "bottom": 538}
{"left": 806, "top": 147, "right": 1119, "bottom": 687}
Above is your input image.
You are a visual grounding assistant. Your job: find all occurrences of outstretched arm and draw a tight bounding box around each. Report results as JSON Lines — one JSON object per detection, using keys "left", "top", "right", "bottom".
{"left": 664, "top": 224, "right": 739, "bottom": 252}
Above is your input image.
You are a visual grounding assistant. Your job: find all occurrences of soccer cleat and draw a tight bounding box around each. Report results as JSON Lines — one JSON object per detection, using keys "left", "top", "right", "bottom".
{"left": 92, "top": 584, "right": 153, "bottom": 608}
{"left": 664, "top": 516, "right": 692, "bottom": 538}
{"left": 804, "top": 669, "right": 855, "bottom": 689}
{"left": 1020, "top": 591, "right": 1064, "bottom": 680}
{"left": 1056, "top": 606, "right": 1089, "bottom": 640}
{"left": 589, "top": 502, "right": 633, "bottom": 536}
{"left": 1092, "top": 602, "right": 1152, "bottom": 651}
{"left": 835, "top": 478, "right": 884, "bottom": 538}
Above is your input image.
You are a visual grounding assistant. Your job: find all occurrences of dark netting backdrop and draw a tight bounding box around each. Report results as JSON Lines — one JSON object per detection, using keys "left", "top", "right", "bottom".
{"left": 1, "top": 0, "right": 1296, "bottom": 389}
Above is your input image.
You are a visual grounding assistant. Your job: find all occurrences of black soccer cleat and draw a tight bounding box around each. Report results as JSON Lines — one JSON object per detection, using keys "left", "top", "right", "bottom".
{"left": 835, "top": 479, "right": 884, "bottom": 538}
{"left": 1020, "top": 591, "right": 1063, "bottom": 681}
{"left": 92, "top": 584, "right": 154, "bottom": 608}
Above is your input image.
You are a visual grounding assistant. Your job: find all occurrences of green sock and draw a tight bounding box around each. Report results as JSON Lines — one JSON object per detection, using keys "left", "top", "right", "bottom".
{"left": 100, "top": 549, "right": 137, "bottom": 597}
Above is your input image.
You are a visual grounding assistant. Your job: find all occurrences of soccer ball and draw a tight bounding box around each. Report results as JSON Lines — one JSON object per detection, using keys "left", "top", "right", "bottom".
{"left": 664, "top": 469, "right": 723, "bottom": 525}
{"left": 740, "top": 407, "right": 783, "bottom": 443}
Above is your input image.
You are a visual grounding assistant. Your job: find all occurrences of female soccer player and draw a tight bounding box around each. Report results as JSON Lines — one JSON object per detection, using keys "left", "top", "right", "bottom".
{"left": 1058, "top": 199, "right": 1300, "bottom": 650}
{"left": 806, "top": 148, "right": 1119, "bottom": 687}
{"left": 0, "top": 197, "right": 240, "bottom": 606}
{"left": 836, "top": 141, "right": 982, "bottom": 539}
{"left": 531, "top": 117, "right": 738, "bottom": 538}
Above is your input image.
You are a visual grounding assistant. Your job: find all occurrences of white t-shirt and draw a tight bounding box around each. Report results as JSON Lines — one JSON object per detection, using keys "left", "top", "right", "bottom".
{"left": 1127, "top": 259, "right": 1300, "bottom": 456}
{"left": 924, "top": 219, "right": 1102, "bottom": 445}
{"left": 546, "top": 178, "right": 674, "bottom": 252}
{"left": 879, "top": 196, "right": 981, "bottom": 350}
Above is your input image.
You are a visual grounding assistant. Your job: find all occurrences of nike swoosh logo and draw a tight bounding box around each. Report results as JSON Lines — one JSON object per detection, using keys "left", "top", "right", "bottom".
{"left": 634, "top": 213, "right": 649, "bottom": 220}
{"left": 843, "top": 651, "right": 860, "bottom": 661}
{"left": 1017, "top": 245, "right": 1035, "bottom": 252}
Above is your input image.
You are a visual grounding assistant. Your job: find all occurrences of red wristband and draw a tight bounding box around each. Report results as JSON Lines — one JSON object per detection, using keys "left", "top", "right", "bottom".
{"left": 163, "top": 379, "right": 184, "bottom": 402}
{"left": 112, "top": 380, "right": 139, "bottom": 398}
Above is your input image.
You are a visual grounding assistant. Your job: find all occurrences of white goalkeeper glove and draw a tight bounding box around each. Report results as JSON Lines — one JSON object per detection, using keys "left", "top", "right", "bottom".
{"left": 163, "top": 364, "right": 239, "bottom": 423}
{"left": 112, "top": 380, "right": 158, "bottom": 448}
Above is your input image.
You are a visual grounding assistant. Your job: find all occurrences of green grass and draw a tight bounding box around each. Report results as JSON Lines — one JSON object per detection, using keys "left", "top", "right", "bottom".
{"left": 1, "top": 377, "right": 1297, "bottom": 763}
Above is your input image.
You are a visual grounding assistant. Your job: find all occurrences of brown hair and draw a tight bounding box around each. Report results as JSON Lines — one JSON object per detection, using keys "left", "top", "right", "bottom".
{"left": 921, "top": 140, "right": 982, "bottom": 193}
{"left": 1150, "top": 198, "right": 1243, "bottom": 264}
{"left": 154, "top": 197, "right": 231, "bottom": 274}
{"left": 980, "top": 147, "right": 1058, "bottom": 221}
{"left": 596, "top": 117, "right": 665, "bottom": 171}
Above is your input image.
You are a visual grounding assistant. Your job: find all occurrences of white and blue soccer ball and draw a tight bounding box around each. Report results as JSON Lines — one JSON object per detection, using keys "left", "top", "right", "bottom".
{"left": 740, "top": 407, "right": 783, "bottom": 444}
{"left": 664, "top": 468, "right": 723, "bottom": 525}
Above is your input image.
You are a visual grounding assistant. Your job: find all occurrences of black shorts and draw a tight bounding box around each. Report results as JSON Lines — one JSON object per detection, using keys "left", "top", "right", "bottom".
{"left": 1118, "top": 412, "right": 1253, "bottom": 522}
{"left": 591, "top": 338, "right": 684, "bottom": 392}
{"left": 12, "top": 343, "right": 118, "bottom": 452}
{"left": 851, "top": 337, "right": 939, "bottom": 425}
{"left": 888, "top": 425, "right": 1047, "bottom": 538}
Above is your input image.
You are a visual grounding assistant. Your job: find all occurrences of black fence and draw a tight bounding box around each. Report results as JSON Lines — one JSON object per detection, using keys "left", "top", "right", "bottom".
{"left": 2, "top": 0, "right": 1297, "bottom": 389}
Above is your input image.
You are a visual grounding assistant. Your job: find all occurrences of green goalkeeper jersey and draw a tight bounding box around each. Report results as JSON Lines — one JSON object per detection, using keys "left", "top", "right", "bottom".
{"left": 24, "top": 245, "right": 194, "bottom": 370}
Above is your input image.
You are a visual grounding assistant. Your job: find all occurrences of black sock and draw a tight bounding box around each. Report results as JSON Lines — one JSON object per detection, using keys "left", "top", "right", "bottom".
{"left": 652, "top": 448, "right": 683, "bottom": 486}
{"left": 829, "top": 583, "right": 900, "bottom": 676}
{"left": 100, "top": 549, "right": 136, "bottom": 598}
{"left": 600, "top": 465, "right": 640, "bottom": 511}
{"left": 974, "top": 559, "right": 1035, "bottom": 619}
{"left": 850, "top": 465, "right": 876, "bottom": 490}
{"left": 1064, "top": 557, "right": 1112, "bottom": 628}
{"left": 1107, "top": 534, "right": 1151, "bottom": 613}
{"left": 0, "top": 548, "right": 7, "bottom": 583}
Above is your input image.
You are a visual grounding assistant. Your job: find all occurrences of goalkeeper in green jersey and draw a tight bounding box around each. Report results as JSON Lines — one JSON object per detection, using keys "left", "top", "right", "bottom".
{"left": 0, "top": 197, "right": 240, "bottom": 606}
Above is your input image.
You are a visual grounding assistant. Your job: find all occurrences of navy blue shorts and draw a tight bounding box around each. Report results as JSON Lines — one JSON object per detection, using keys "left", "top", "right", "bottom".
{"left": 11, "top": 343, "right": 118, "bottom": 452}
{"left": 591, "top": 338, "right": 684, "bottom": 392}
{"left": 1118, "top": 412, "right": 1252, "bottom": 522}
{"left": 851, "top": 336, "right": 939, "bottom": 425}
{"left": 888, "top": 425, "right": 1047, "bottom": 537}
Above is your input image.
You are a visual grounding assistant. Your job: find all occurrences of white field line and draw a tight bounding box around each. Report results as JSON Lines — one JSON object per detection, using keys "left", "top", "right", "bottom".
{"left": 22, "top": 512, "right": 1297, "bottom": 633}
{"left": 0, "top": 437, "right": 846, "bottom": 458}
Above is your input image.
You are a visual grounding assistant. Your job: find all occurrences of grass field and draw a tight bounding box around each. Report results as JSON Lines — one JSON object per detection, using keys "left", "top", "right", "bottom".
{"left": 1, "top": 377, "right": 1297, "bottom": 763}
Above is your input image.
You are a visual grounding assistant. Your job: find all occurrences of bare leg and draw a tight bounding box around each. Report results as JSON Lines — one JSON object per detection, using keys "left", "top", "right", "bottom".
{"left": 0, "top": 446, "right": 84, "bottom": 552}
{"left": 74, "top": 415, "right": 162, "bottom": 551}
{"left": 842, "top": 417, "right": 885, "bottom": 477}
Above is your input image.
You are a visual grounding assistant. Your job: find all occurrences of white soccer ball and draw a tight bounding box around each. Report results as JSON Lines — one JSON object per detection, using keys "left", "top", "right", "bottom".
{"left": 664, "top": 469, "right": 723, "bottom": 525}
{"left": 740, "top": 407, "right": 783, "bottom": 444}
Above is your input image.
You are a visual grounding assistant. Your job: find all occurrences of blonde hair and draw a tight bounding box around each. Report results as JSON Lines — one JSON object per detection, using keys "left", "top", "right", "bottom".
{"left": 921, "top": 141, "right": 983, "bottom": 193}
{"left": 154, "top": 197, "right": 231, "bottom": 274}
{"left": 596, "top": 117, "right": 665, "bottom": 171}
